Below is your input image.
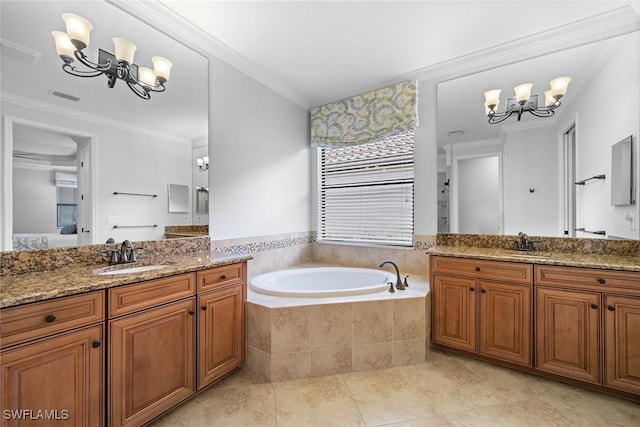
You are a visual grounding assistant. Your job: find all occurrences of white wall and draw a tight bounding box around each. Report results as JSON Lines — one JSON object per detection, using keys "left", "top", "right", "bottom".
{"left": 557, "top": 32, "right": 640, "bottom": 239}
{"left": 12, "top": 167, "right": 58, "bottom": 233}
{"left": 503, "top": 125, "right": 560, "bottom": 236}
{"left": 1, "top": 100, "right": 192, "bottom": 246}
{"left": 208, "top": 57, "right": 311, "bottom": 240}
{"left": 458, "top": 156, "right": 500, "bottom": 234}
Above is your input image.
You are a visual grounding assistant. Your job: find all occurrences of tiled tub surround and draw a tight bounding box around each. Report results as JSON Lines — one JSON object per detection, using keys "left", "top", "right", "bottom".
{"left": 246, "top": 272, "right": 430, "bottom": 383}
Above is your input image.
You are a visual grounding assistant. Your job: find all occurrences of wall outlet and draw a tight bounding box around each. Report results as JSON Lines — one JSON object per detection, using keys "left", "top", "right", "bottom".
{"left": 107, "top": 216, "right": 121, "bottom": 225}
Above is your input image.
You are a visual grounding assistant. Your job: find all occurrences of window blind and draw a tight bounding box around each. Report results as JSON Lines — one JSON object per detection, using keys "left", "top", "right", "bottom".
{"left": 318, "top": 130, "right": 414, "bottom": 246}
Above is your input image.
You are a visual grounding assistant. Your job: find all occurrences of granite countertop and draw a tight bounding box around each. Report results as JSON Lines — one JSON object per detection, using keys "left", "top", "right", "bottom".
{"left": 428, "top": 246, "right": 640, "bottom": 272}
{"left": 1, "top": 252, "right": 252, "bottom": 309}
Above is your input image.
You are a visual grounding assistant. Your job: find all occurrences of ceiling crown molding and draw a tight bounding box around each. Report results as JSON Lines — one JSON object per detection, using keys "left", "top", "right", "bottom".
{"left": 0, "top": 38, "right": 41, "bottom": 63}
{"left": 108, "top": 0, "right": 310, "bottom": 109}
{"left": 1, "top": 92, "right": 189, "bottom": 145}
{"left": 402, "top": 5, "right": 640, "bottom": 85}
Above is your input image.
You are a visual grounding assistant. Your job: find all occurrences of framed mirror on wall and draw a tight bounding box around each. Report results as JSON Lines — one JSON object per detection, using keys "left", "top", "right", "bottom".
{"left": 1, "top": 0, "right": 209, "bottom": 251}
{"left": 437, "top": 32, "right": 640, "bottom": 240}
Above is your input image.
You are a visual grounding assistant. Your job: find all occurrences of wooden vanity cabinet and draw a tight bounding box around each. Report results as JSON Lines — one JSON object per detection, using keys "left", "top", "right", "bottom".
{"left": 0, "top": 291, "right": 105, "bottom": 427}
{"left": 108, "top": 274, "right": 196, "bottom": 427}
{"left": 196, "top": 264, "right": 246, "bottom": 389}
{"left": 535, "top": 265, "right": 640, "bottom": 395}
{"left": 431, "top": 256, "right": 533, "bottom": 367}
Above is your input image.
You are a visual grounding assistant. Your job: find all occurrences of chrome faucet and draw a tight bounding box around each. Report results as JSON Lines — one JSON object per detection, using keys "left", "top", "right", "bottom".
{"left": 120, "top": 240, "right": 137, "bottom": 263}
{"left": 379, "top": 260, "right": 405, "bottom": 290}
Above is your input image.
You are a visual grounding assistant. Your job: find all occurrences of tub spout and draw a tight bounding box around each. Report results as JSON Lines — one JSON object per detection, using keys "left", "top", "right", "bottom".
{"left": 379, "top": 260, "right": 405, "bottom": 290}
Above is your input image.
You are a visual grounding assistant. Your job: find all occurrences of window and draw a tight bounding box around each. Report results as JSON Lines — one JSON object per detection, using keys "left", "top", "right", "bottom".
{"left": 317, "top": 130, "right": 415, "bottom": 246}
{"left": 56, "top": 186, "right": 78, "bottom": 227}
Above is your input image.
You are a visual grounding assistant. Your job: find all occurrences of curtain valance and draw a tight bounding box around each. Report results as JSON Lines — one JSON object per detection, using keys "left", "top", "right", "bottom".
{"left": 310, "top": 80, "right": 418, "bottom": 147}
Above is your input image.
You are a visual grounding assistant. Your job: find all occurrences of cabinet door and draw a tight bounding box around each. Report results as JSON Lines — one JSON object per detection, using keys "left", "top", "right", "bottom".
{"left": 109, "top": 299, "right": 195, "bottom": 427}
{"left": 197, "top": 284, "right": 244, "bottom": 389}
{"left": 535, "top": 287, "right": 600, "bottom": 383}
{"left": 604, "top": 295, "right": 640, "bottom": 394}
{"left": 1, "top": 325, "right": 103, "bottom": 427}
{"left": 432, "top": 275, "right": 476, "bottom": 352}
{"left": 478, "top": 281, "right": 532, "bottom": 366}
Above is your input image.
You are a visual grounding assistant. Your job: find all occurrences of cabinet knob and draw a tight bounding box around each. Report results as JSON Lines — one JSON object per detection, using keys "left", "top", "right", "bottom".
{"left": 188, "top": 310, "right": 195, "bottom": 315}
{"left": 607, "top": 305, "right": 615, "bottom": 311}
{"left": 590, "top": 303, "right": 598, "bottom": 310}
{"left": 475, "top": 267, "right": 481, "bottom": 272}
{"left": 597, "top": 278, "right": 606, "bottom": 284}
{"left": 201, "top": 306, "right": 207, "bottom": 311}
{"left": 480, "top": 289, "right": 486, "bottom": 294}
{"left": 470, "top": 287, "right": 475, "bottom": 292}
{"left": 92, "top": 341, "right": 101, "bottom": 348}
{"left": 45, "top": 314, "right": 56, "bottom": 323}
{"left": 220, "top": 275, "right": 227, "bottom": 280}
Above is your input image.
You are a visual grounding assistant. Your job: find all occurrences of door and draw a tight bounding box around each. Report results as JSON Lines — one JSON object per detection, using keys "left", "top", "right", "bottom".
{"left": 535, "top": 287, "right": 600, "bottom": 383}
{"left": 109, "top": 298, "right": 195, "bottom": 427}
{"left": 0, "top": 325, "right": 103, "bottom": 427}
{"left": 197, "top": 284, "right": 244, "bottom": 389}
{"left": 432, "top": 275, "right": 476, "bottom": 352}
{"left": 604, "top": 295, "right": 640, "bottom": 394}
{"left": 478, "top": 281, "right": 532, "bottom": 366}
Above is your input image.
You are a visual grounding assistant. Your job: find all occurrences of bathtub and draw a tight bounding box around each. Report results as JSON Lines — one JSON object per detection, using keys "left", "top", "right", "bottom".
{"left": 250, "top": 266, "right": 395, "bottom": 297}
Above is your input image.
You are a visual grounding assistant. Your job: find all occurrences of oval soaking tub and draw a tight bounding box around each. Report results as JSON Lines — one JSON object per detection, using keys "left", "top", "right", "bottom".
{"left": 250, "top": 266, "right": 394, "bottom": 297}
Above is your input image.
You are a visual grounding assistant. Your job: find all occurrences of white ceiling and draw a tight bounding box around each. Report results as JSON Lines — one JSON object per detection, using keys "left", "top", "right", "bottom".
{"left": 2, "top": 0, "right": 640, "bottom": 147}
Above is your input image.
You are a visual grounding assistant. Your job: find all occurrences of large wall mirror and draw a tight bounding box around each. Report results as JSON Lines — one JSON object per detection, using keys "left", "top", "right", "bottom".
{"left": 437, "top": 32, "right": 640, "bottom": 240}
{"left": 1, "top": 0, "right": 209, "bottom": 251}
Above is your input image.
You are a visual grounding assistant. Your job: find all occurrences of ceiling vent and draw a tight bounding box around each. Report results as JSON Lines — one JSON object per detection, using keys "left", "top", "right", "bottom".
{"left": 49, "top": 90, "right": 81, "bottom": 103}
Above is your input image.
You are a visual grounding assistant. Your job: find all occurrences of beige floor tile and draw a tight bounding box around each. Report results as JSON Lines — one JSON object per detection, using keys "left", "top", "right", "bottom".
{"left": 188, "top": 383, "right": 276, "bottom": 427}
{"left": 344, "top": 366, "right": 438, "bottom": 425}
{"left": 274, "top": 375, "right": 365, "bottom": 426}
{"left": 208, "top": 364, "right": 270, "bottom": 390}
{"left": 149, "top": 401, "right": 194, "bottom": 427}
{"left": 442, "top": 399, "right": 573, "bottom": 427}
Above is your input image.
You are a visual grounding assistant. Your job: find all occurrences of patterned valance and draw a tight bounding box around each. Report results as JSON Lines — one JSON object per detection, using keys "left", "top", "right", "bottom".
{"left": 310, "top": 80, "right": 418, "bottom": 147}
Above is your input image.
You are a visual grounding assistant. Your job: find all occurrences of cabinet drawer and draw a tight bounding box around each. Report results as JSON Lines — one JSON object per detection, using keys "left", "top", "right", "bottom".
{"left": 197, "top": 264, "right": 244, "bottom": 292}
{"left": 535, "top": 265, "right": 640, "bottom": 294}
{"left": 108, "top": 273, "right": 195, "bottom": 318}
{"left": 1, "top": 291, "right": 104, "bottom": 347}
{"left": 431, "top": 256, "right": 533, "bottom": 284}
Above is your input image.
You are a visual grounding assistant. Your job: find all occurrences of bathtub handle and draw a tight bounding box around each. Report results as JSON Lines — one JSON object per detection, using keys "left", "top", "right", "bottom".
{"left": 388, "top": 282, "right": 395, "bottom": 293}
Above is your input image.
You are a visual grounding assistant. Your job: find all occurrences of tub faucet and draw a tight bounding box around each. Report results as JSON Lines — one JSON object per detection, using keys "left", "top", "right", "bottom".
{"left": 379, "top": 260, "right": 405, "bottom": 290}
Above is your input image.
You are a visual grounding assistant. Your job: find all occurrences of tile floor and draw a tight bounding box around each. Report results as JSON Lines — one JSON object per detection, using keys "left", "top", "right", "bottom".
{"left": 151, "top": 351, "right": 640, "bottom": 426}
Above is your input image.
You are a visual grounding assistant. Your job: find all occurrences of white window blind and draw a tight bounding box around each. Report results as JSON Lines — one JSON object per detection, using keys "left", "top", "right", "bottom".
{"left": 318, "top": 130, "right": 414, "bottom": 246}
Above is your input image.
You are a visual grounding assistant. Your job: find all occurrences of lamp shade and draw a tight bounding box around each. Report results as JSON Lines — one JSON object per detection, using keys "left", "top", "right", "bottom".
{"left": 152, "top": 56, "right": 172, "bottom": 84}
{"left": 62, "top": 13, "right": 93, "bottom": 50}
{"left": 52, "top": 31, "right": 76, "bottom": 60}
{"left": 112, "top": 37, "right": 137, "bottom": 64}
{"left": 484, "top": 89, "right": 501, "bottom": 110}
{"left": 550, "top": 76, "right": 571, "bottom": 99}
{"left": 138, "top": 67, "right": 157, "bottom": 87}
{"left": 544, "top": 90, "right": 556, "bottom": 107}
{"left": 514, "top": 83, "right": 533, "bottom": 103}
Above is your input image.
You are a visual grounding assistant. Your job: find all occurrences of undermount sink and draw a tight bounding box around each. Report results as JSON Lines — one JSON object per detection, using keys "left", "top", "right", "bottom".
{"left": 93, "top": 263, "right": 170, "bottom": 276}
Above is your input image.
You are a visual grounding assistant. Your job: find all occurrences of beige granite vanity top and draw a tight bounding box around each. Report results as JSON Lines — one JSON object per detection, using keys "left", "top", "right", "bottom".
{"left": 428, "top": 246, "right": 640, "bottom": 272}
{"left": 0, "top": 252, "right": 252, "bottom": 309}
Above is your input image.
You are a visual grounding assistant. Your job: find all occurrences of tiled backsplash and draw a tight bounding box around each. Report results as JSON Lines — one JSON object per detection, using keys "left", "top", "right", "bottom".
{"left": 436, "top": 233, "right": 640, "bottom": 256}
{"left": 0, "top": 236, "right": 210, "bottom": 276}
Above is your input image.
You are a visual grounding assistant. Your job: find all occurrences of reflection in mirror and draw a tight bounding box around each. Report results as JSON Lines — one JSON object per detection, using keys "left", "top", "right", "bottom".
{"left": 1, "top": 1, "right": 209, "bottom": 251}
{"left": 196, "top": 187, "right": 209, "bottom": 215}
{"left": 611, "top": 136, "right": 635, "bottom": 207}
{"left": 438, "top": 33, "right": 640, "bottom": 240}
{"left": 168, "top": 184, "right": 190, "bottom": 213}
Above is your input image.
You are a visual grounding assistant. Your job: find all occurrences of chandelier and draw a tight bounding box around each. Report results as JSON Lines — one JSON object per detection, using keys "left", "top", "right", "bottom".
{"left": 196, "top": 156, "right": 209, "bottom": 171}
{"left": 51, "top": 13, "right": 172, "bottom": 100}
{"left": 483, "top": 77, "right": 571, "bottom": 124}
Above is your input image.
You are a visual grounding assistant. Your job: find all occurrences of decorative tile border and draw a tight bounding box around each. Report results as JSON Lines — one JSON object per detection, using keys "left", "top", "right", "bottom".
{"left": 436, "top": 233, "right": 640, "bottom": 256}
{"left": 212, "top": 232, "right": 315, "bottom": 254}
